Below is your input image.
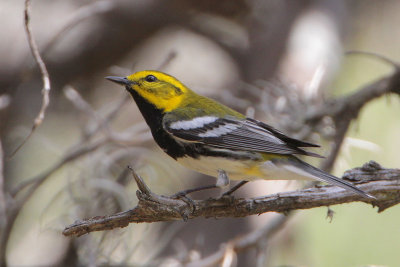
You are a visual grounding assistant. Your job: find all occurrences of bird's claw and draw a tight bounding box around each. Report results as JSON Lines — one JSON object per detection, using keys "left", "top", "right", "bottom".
{"left": 172, "top": 194, "right": 196, "bottom": 216}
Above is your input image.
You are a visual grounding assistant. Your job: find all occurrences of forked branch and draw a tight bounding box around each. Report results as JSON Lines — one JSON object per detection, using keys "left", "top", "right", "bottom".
{"left": 63, "top": 161, "right": 400, "bottom": 237}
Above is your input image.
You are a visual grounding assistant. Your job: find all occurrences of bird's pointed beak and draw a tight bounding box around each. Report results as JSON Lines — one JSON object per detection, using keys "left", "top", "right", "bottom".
{"left": 105, "top": 76, "right": 131, "bottom": 86}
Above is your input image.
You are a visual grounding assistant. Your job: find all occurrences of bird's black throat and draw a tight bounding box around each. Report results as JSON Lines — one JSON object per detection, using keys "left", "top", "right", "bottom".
{"left": 127, "top": 88, "right": 256, "bottom": 161}
{"left": 127, "top": 88, "right": 187, "bottom": 159}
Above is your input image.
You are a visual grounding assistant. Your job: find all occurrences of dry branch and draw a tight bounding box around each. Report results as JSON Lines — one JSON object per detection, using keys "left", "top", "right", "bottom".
{"left": 306, "top": 67, "right": 400, "bottom": 172}
{"left": 42, "top": 0, "right": 115, "bottom": 54}
{"left": 11, "top": 0, "right": 52, "bottom": 157}
{"left": 0, "top": 139, "right": 5, "bottom": 223}
{"left": 63, "top": 161, "right": 400, "bottom": 237}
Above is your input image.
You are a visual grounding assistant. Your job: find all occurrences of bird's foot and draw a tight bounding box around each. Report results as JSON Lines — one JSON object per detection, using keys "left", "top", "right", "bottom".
{"left": 172, "top": 194, "right": 196, "bottom": 217}
{"left": 221, "top": 180, "right": 248, "bottom": 197}
{"left": 215, "top": 181, "right": 249, "bottom": 204}
{"left": 171, "top": 184, "right": 218, "bottom": 199}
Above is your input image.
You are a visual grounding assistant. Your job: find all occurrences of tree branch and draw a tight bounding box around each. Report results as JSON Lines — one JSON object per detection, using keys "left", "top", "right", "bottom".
{"left": 10, "top": 0, "right": 52, "bottom": 157}
{"left": 63, "top": 161, "right": 400, "bottom": 237}
{"left": 306, "top": 67, "right": 400, "bottom": 172}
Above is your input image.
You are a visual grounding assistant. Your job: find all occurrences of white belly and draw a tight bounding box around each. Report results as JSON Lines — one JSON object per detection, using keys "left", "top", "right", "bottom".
{"left": 176, "top": 156, "right": 314, "bottom": 181}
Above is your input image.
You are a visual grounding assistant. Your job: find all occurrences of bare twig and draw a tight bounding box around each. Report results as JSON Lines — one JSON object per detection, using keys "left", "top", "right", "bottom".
{"left": 10, "top": 0, "right": 51, "bottom": 157}
{"left": 63, "top": 86, "right": 149, "bottom": 145}
{"left": 307, "top": 69, "right": 400, "bottom": 172}
{"left": 63, "top": 86, "right": 112, "bottom": 139}
{"left": 1, "top": 127, "right": 112, "bottom": 265}
{"left": 11, "top": 46, "right": 175, "bottom": 197}
{"left": 127, "top": 166, "right": 151, "bottom": 194}
{"left": 0, "top": 136, "right": 18, "bottom": 265}
{"left": 0, "top": 139, "right": 5, "bottom": 224}
{"left": 10, "top": 93, "right": 131, "bottom": 197}
{"left": 64, "top": 86, "right": 100, "bottom": 120}
{"left": 11, "top": 138, "right": 106, "bottom": 198}
{"left": 1, "top": 75, "right": 143, "bottom": 265}
{"left": 0, "top": 139, "right": 7, "bottom": 266}
{"left": 42, "top": 0, "right": 115, "bottom": 54}
{"left": 1, "top": 76, "right": 148, "bottom": 265}
{"left": 63, "top": 161, "right": 400, "bottom": 237}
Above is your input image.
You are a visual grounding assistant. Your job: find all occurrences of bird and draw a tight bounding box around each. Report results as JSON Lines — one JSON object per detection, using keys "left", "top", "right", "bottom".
{"left": 106, "top": 70, "right": 374, "bottom": 199}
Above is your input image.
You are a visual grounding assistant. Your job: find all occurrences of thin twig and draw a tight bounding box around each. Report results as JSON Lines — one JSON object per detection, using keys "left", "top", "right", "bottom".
{"left": 127, "top": 166, "right": 151, "bottom": 194}
{"left": 42, "top": 0, "right": 115, "bottom": 54}
{"left": 64, "top": 86, "right": 112, "bottom": 139}
{"left": 63, "top": 161, "right": 400, "bottom": 237}
{"left": 1, "top": 77, "right": 136, "bottom": 264}
{"left": 320, "top": 117, "right": 351, "bottom": 172}
{"left": 307, "top": 69, "right": 400, "bottom": 172}
{"left": 0, "top": 135, "right": 17, "bottom": 265}
{"left": 0, "top": 139, "right": 5, "bottom": 224}
{"left": 11, "top": 138, "right": 106, "bottom": 197}
{"left": 63, "top": 86, "right": 142, "bottom": 144}
{"left": 10, "top": 88, "right": 131, "bottom": 197}
{"left": 10, "top": 0, "right": 51, "bottom": 157}
{"left": 0, "top": 138, "right": 107, "bottom": 265}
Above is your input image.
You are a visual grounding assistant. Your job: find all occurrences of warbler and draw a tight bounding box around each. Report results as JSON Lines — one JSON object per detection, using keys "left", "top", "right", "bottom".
{"left": 106, "top": 70, "right": 373, "bottom": 199}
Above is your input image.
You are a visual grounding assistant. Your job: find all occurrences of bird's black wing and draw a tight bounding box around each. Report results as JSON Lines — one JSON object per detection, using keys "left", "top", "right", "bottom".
{"left": 163, "top": 115, "right": 322, "bottom": 157}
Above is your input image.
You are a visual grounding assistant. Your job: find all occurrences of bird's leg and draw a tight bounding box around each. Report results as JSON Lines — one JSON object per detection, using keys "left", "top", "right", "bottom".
{"left": 171, "top": 184, "right": 221, "bottom": 216}
{"left": 171, "top": 170, "right": 236, "bottom": 199}
{"left": 171, "top": 184, "right": 218, "bottom": 198}
{"left": 222, "top": 180, "right": 249, "bottom": 196}
{"left": 217, "top": 170, "right": 247, "bottom": 199}
{"left": 216, "top": 169, "right": 230, "bottom": 187}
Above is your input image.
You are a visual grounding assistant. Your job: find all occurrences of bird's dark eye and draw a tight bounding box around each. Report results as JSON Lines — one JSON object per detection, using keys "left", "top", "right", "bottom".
{"left": 145, "top": 75, "right": 157, "bottom": 82}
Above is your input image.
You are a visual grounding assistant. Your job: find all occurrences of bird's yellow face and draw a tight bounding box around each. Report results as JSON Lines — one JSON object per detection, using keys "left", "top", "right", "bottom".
{"left": 124, "top": 70, "right": 189, "bottom": 112}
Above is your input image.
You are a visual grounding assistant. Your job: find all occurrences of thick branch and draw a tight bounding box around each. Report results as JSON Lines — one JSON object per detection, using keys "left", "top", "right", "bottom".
{"left": 63, "top": 161, "right": 400, "bottom": 237}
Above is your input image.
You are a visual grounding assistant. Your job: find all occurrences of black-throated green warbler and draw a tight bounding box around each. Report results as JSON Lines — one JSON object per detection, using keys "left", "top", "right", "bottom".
{"left": 106, "top": 70, "right": 373, "bottom": 199}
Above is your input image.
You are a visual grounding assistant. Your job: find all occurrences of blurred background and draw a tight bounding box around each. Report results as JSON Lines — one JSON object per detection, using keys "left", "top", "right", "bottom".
{"left": 1, "top": 0, "right": 400, "bottom": 266}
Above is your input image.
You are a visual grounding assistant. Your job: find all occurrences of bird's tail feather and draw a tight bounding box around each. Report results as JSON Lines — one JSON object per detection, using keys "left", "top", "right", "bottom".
{"left": 287, "top": 158, "right": 375, "bottom": 200}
